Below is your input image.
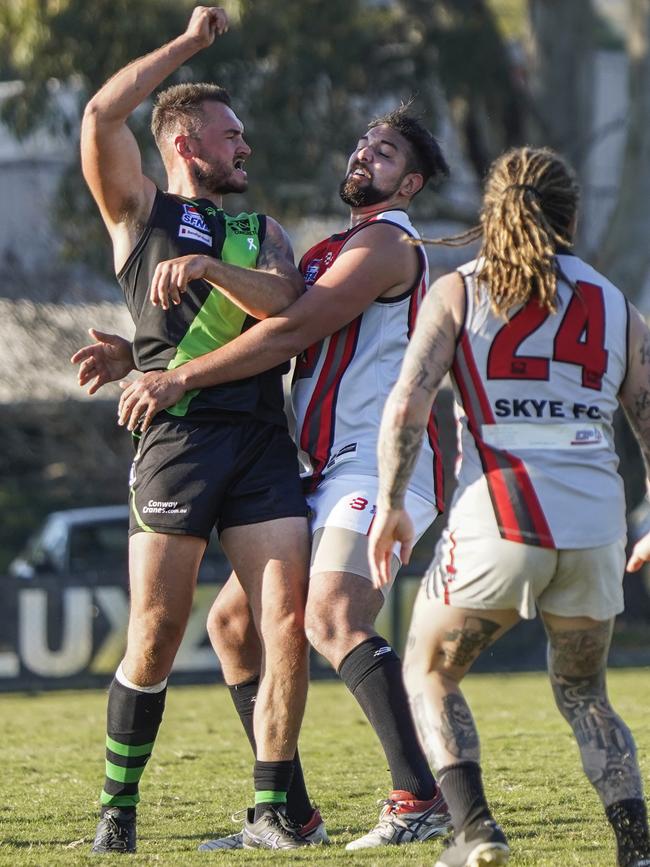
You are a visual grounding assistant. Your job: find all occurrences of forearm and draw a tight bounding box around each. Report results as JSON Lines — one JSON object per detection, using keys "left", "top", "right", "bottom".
{"left": 177, "top": 316, "right": 303, "bottom": 388}
{"left": 203, "top": 259, "right": 303, "bottom": 318}
{"left": 377, "top": 387, "right": 429, "bottom": 509}
{"left": 620, "top": 306, "right": 650, "bottom": 486}
{"left": 85, "top": 34, "right": 202, "bottom": 122}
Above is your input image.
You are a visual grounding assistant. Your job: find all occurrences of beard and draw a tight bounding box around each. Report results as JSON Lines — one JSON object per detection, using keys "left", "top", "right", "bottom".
{"left": 193, "top": 161, "right": 248, "bottom": 195}
{"left": 339, "top": 171, "right": 398, "bottom": 208}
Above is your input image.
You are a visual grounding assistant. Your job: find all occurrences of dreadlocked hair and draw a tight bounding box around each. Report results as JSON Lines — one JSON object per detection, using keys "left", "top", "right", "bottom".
{"left": 415, "top": 147, "right": 579, "bottom": 317}
{"left": 476, "top": 146, "right": 579, "bottom": 317}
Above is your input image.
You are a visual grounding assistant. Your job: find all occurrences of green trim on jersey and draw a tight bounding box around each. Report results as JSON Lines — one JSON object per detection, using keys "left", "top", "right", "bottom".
{"left": 166, "top": 210, "right": 262, "bottom": 417}
{"left": 130, "top": 489, "right": 154, "bottom": 533}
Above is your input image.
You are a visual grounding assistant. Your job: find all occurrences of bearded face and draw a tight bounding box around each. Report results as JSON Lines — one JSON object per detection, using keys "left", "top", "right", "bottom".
{"left": 192, "top": 155, "right": 248, "bottom": 195}
{"left": 339, "top": 160, "right": 402, "bottom": 208}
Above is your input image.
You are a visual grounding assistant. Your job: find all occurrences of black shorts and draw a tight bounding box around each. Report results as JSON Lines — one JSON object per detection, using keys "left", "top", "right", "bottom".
{"left": 128, "top": 416, "right": 307, "bottom": 539}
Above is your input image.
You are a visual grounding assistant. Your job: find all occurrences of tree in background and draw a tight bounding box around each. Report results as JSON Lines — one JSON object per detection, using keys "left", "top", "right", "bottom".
{"left": 0, "top": 0, "right": 521, "bottom": 268}
{"left": 2, "top": 0, "right": 650, "bottom": 302}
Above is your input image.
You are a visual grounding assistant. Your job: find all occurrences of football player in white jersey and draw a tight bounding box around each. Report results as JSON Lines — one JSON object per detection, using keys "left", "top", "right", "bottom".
{"left": 86, "top": 106, "right": 453, "bottom": 849}
{"left": 370, "top": 146, "right": 650, "bottom": 867}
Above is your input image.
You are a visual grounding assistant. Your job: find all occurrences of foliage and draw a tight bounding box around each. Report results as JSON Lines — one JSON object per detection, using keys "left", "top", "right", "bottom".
{"left": 2, "top": 672, "right": 648, "bottom": 864}
{"left": 0, "top": 0, "right": 522, "bottom": 269}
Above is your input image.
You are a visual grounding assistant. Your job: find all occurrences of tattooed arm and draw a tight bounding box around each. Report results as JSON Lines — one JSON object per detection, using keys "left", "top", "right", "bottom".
{"left": 619, "top": 305, "right": 650, "bottom": 571}
{"left": 368, "top": 270, "right": 465, "bottom": 587}
{"left": 148, "top": 216, "right": 304, "bottom": 314}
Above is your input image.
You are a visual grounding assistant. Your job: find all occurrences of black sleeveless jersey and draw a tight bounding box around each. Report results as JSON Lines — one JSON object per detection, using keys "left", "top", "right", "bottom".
{"left": 117, "top": 189, "right": 287, "bottom": 425}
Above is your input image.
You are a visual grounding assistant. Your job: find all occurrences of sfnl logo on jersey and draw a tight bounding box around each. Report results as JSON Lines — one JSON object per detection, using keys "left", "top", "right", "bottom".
{"left": 178, "top": 204, "right": 212, "bottom": 246}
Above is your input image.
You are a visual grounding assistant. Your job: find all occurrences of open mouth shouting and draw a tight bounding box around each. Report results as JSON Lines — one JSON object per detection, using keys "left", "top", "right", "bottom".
{"left": 348, "top": 163, "right": 372, "bottom": 182}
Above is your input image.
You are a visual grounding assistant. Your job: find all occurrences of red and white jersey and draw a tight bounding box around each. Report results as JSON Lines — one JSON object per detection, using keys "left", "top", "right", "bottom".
{"left": 450, "top": 253, "right": 629, "bottom": 549}
{"left": 292, "top": 209, "right": 444, "bottom": 509}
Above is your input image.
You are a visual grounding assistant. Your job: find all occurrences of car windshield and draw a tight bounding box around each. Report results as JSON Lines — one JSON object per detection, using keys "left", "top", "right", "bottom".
{"left": 69, "top": 520, "right": 129, "bottom": 572}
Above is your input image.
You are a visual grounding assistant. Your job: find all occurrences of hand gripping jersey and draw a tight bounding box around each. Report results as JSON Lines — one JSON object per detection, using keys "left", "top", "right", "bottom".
{"left": 450, "top": 253, "right": 629, "bottom": 549}
{"left": 118, "top": 189, "right": 286, "bottom": 425}
{"left": 292, "top": 209, "right": 444, "bottom": 509}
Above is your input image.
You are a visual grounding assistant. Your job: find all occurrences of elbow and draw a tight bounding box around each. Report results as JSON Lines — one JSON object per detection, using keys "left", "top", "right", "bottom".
{"left": 387, "top": 388, "right": 427, "bottom": 431}
{"left": 82, "top": 98, "right": 101, "bottom": 125}
{"left": 81, "top": 100, "right": 105, "bottom": 141}
{"left": 258, "top": 278, "right": 306, "bottom": 319}
{"left": 391, "top": 398, "right": 415, "bottom": 430}
{"left": 266, "top": 316, "right": 306, "bottom": 359}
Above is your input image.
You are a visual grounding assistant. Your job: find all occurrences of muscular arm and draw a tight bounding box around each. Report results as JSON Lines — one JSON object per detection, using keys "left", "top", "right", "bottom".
{"left": 619, "top": 304, "right": 650, "bottom": 479}
{"left": 619, "top": 304, "right": 650, "bottom": 571}
{"left": 149, "top": 217, "right": 304, "bottom": 316}
{"left": 117, "top": 221, "right": 420, "bottom": 430}
{"left": 80, "top": 7, "right": 228, "bottom": 268}
{"left": 377, "top": 271, "right": 464, "bottom": 509}
{"left": 179, "top": 220, "right": 418, "bottom": 380}
{"left": 368, "top": 270, "right": 464, "bottom": 585}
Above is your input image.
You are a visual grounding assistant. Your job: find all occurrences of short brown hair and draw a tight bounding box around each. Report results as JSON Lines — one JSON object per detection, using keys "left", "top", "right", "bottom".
{"left": 150, "top": 82, "right": 231, "bottom": 150}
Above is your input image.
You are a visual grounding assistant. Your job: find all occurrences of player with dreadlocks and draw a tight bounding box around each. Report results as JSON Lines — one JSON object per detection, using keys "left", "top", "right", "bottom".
{"left": 370, "top": 145, "right": 650, "bottom": 867}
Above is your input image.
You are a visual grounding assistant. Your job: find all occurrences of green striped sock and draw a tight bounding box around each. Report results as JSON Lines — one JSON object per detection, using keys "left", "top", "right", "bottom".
{"left": 100, "top": 677, "right": 166, "bottom": 809}
{"left": 254, "top": 790, "right": 288, "bottom": 805}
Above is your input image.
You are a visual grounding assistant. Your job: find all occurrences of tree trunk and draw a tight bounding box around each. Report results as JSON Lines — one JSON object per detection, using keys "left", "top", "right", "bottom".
{"left": 593, "top": 0, "right": 650, "bottom": 304}
{"left": 526, "top": 0, "right": 596, "bottom": 176}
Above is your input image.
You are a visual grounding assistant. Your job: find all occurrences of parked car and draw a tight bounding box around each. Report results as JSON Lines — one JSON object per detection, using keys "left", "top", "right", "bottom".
{"left": 8, "top": 505, "right": 230, "bottom": 583}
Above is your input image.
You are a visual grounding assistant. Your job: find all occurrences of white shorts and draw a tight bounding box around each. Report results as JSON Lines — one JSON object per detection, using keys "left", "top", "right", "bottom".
{"left": 307, "top": 474, "right": 438, "bottom": 593}
{"left": 425, "top": 524, "right": 626, "bottom": 620}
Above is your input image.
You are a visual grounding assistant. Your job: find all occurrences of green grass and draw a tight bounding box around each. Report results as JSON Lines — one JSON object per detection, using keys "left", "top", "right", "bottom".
{"left": 2, "top": 671, "right": 649, "bottom": 865}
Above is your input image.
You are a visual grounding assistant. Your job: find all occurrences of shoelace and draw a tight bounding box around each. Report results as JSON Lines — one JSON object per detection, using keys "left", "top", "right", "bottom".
{"left": 254, "top": 808, "right": 302, "bottom": 838}
{"left": 376, "top": 797, "right": 399, "bottom": 816}
{"left": 98, "top": 816, "right": 128, "bottom": 846}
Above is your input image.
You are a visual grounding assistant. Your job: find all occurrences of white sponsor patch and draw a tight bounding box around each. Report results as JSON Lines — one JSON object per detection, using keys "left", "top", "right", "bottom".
{"left": 179, "top": 225, "right": 212, "bottom": 246}
{"left": 142, "top": 499, "right": 189, "bottom": 515}
{"left": 481, "top": 422, "right": 606, "bottom": 450}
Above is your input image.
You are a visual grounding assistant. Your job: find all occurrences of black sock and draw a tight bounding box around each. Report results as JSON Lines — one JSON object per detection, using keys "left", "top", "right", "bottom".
{"left": 253, "top": 759, "right": 294, "bottom": 820}
{"left": 338, "top": 635, "right": 435, "bottom": 799}
{"left": 606, "top": 798, "right": 650, "bottom": 866}
{"left": 438, "top": 761, "right": 493, "bottom": 831}
{"left": 228, "top": 677, "right": 258, "bottom": 752}
{"left": 228, "top": 677, "right": 313, "bottom": 825}
{"left": 100, "top": 677, "right": 166, "bottom": 811}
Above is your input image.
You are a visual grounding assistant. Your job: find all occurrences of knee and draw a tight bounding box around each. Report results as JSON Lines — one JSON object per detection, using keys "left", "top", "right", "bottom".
{"left": 126, "top": 609, "right": 185, "bottom": 676}
{"left": 262, "top": 607, "right": 307, "bottom": 651}
{"left": 207, "top": 594, "right": 246, "bottom": 654}
{"left": 402, "top": 655, "right": 424, "bottom": 698}
{"left": 303, "top": 603, "right": 337, "bottom": 661}
{"left": 403, "top": 642, "right": 462, "bottom": 697}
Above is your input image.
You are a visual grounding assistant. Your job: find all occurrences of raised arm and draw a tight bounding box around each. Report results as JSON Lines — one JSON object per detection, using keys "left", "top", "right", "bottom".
{"left": 117, "top": 221, "right": 419, "bottom": 429}
{"left": 369, "top": 271, "right": 464, "bottom": 586}
{"left": 80, "top": 7, "right": 228, "bottom": 269}
{"left": 619, "top": 304, "right": 650, "bottom": 571}
{"left": 149, "top": 217, "right": 304, "bottom": 315}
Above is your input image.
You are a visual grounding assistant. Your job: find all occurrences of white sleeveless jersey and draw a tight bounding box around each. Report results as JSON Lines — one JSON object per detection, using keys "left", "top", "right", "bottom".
{"left": 292, "top": 209, "right": 444, "bottom": 509}
{"left": 449, "top": 253, "right": 629, "bottom": 549}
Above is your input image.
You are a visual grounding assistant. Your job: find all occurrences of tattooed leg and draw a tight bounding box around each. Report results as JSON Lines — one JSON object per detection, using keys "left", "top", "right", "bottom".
{"left": 544, "top": 614, "right": 644, "bottom": 807}
{"left": 403, "top": 589, "right": 519, "bottom": 769}
{"left": 404, "top": 593, "right": 518, "bottom": 835}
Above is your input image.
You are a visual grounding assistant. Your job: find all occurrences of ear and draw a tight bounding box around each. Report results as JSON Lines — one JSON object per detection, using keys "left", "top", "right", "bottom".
{"left": 174, "top": 134, "right": 196, "bottom": 161}
{"left": 400, "top": 172, "right": 424, "bottom": 199}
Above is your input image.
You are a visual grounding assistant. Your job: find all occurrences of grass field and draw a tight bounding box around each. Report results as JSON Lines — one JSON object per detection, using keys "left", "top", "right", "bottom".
{"left": 2, "top": 670, "right": 649, "bottom": 866}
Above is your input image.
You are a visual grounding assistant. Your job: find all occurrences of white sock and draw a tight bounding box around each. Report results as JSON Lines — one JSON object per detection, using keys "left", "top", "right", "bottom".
{"left": 115, "top": 661, "right": 167, "bottom": 694}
